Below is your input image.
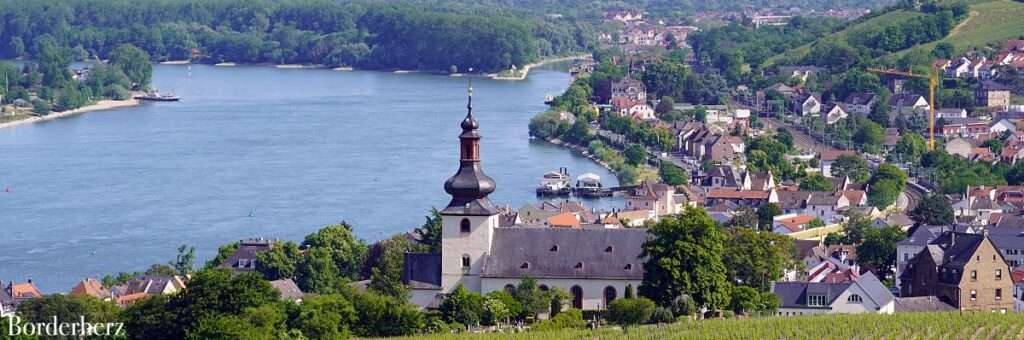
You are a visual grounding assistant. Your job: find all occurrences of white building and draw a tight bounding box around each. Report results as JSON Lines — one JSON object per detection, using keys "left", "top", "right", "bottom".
{"left": 772, "top": 272, "right": 895, "bottom": 316}
{"left": 403, "top": 90, "right": 643, "bottom": 310}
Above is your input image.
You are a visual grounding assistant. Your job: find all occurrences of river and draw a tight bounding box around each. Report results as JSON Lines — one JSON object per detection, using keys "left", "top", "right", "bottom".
{"left": 0, "top": 62, "right": 620, "bottom": 292}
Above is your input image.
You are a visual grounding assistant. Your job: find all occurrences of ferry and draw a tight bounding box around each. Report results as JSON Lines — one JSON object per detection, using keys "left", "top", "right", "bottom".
{"left": 134, "top": 90, "right": 180, "bottom": 102}
{"left": 572, "top": 173, "right": 611, "bottom": 198}
{"left": 536, "top": 168, "right": 571, "bottom": 197}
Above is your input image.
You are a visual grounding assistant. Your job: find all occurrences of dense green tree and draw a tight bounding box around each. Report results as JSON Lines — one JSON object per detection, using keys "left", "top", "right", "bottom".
{"left": 624, "top": 143, "right": 648, "bottom": 165}
{"left": 532, "top": 309, "right": 585, "bottom": 331}
{"left": 982, "top": 139, "right": 1003, "bottom": 156}
{"left": 756, "top": 203, "right": 782, "bottom": 231}
{"left": 831, "top": 154, "right": 870, "bottom": 183}
{"left": 607, "top": 298, "right": 656, "bottom": 328}
{"left": 256, "top": 241, "right": 302, "bottom": 281}
{"left": 857, "top": 227, "right": 906, "bottom": 279}
{"left": 294, "top": 294, "right": 357, "bottom": 339}
{"left": 484, "top": 291, "right": 522, "bottom": 322}
{"left": 868, "top": 180, "right": 902, "bottom": 209}
{"left": 659, "top": 162, "right": 688, "bottom": 186}
{"left": 909, "top": 194, "right": 954, "bottom": 226}
{"left": 15, "top": 294, "right": 120, "bottom": 326}
{"left": 295, "top": 247, "right": 343, "bottom": 293}
{"left": 108, "top": 44, "right": 152, "bottom": 89}
{"left": 655, "top": 96, "right": 675, "bottom": 115}
{"left": 364, "top": 234, "right": 425, "bottom": 299}
{"left": 931, "top": 42, "right": 955, "bottom": 59}
{"left": 414, "top": 208, "right": 443, "bottom": 253}
{"left": 439, "top": 285, "right": 484, "bottom": 326}
{"left": 723, "top": 228, "right": 798, "bottom": 291}
{"left": 348, "top": 290, "right": 424, "bottom": 337}
{"left": 640, "top": 207, "right": 731, "bottom": 310}
{"left": 892, "top": 133, "right": 927, "bottom": 164}
{"left": 513, "top": 276, "right": 551, "bottom": 319}
{"left": 725, "top": 206, "right": 758, "bottom": 229}
{"left": 122, "top": 295, "right": 177, "bottom": 340}
{"left": 799, "top": 173, "right": 834, "bottom": 192}
{"left": 642, "top": 61, "right": 690, "bottom": 99}
{"left": 302, "top": 222, "right": 367, "bottom": 282}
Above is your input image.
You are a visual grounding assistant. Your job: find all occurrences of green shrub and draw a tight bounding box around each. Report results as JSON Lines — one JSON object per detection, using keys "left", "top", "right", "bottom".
{"left": 532, "top": 309, "right": 585, "bottom": 331}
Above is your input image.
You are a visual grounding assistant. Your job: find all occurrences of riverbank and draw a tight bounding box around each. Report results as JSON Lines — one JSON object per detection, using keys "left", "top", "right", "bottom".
{"left": 545, "top": 138, "right": 615, "bottom": 172}
{"left": 0, "top": 96, "right": 142, "bottom": 129}
{"left": 490, "top": 54, "right": 591, "bottom": 81}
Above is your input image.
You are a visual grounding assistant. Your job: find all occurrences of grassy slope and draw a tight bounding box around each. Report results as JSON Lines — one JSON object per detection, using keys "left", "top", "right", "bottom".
{"left": 765, "top": 10, "right": 927, "bottom": 65}
{"left": 380, "top": 312, "right": 1024, "bottom": 339}
{"left": 896, "top": 0, "right": 1024, "bottom": 57}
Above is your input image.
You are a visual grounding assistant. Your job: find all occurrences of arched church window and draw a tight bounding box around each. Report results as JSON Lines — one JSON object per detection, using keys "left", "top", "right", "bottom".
{"left": 520, "top": 262, "right": 530, "bottom": 269}
{"left": 461, "top": 254, "right": 470, "bottom": 268}
{"left": 550, "top": 244, "right": 559, "bottom": 252}
{"left": 604, "top": 286, "right": 617, "bottom": 307}
{"left": 571, "top": 286, "right": 583, "bottom": 309}
{"left": 460, "top": 218, "right": 471, "bottom": 233}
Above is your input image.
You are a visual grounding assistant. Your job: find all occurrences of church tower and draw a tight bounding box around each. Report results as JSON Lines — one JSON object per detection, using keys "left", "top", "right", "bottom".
{"left": 440, "top": 83, "right": 500, "bottom": 293}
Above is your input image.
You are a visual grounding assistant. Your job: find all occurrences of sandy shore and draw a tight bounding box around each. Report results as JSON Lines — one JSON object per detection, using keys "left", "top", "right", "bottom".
{"left": 0, "top": 97, "right": 142, "bottom": 130}
{"left": 490, "top": 54, "right": 591, "bottom": 81}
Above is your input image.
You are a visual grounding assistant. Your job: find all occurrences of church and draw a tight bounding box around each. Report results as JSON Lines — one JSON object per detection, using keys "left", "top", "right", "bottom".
{"left": 401, "top": 86, "right": 645, "bottom": 311}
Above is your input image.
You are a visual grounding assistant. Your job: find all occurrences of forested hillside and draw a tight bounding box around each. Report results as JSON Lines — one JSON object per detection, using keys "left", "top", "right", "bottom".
{"left": 0, "top": 0, "right": 597, "bottom": 72}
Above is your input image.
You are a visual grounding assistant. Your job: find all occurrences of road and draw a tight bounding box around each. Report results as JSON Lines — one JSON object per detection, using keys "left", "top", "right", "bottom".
{"left": 764, "top": 117, "right": 922, "bottom": 212}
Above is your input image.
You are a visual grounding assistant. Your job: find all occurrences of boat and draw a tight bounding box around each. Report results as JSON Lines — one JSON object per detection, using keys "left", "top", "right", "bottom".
{"left": 543, "top": 94, "right": 555, "bottom": 105}
{"left": 572, "top": 173, "right": 611, "bottom": 198}
{"left": 134, "top": 90, "right": 180, "bottom": 102}
{"left": 536, "top": 168, "right": 571, "bottom": 197}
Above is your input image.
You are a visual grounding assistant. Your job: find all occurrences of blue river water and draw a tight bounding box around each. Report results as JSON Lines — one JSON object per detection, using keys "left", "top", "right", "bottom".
{"left": 0, "top": 62, "right": 620, "bottom": 292}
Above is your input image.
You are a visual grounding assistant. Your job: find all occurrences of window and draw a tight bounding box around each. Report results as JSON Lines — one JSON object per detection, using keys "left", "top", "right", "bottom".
{"left": 996, "top": 289, "right": 1003, "bottom": 300}
{"left": 904, "top": 253, "right": 909, "bottom": 261}
{"left": 461, "top": 255, "right": 471, "bottom": 269}
{"left": 847, "top": 294, "right": 862, "bottom": 303}
{"left": 996, "top": 269, "right": 1003, "bottom": 280}
{"left": 460, "top": 218, "right": 471, "bottom": 233}
{"left": 603, "top": 286, "right": 617, "bottom": 307}
{"left": 808, "top": 295, "right": 826, "bottom": 306}
{"left": 605, "top": 246, "right": 614, "bottom": 253}
{"left": 571, "top": 286, "right": 583, "bottom": 309}
{"left": 520, "top": 262, "right": 530, "bottom": 269}
{"left": 971, "top": 290, "right": 977, "bottom": 301}
{"left": 624, "top": 264, "right": 633, "bottom": 271}
{"left": 550, "top": 244, "right": 559, "bottom": 252}
{"left": 575, "top": 262, "right": 584, "bottom": 269}
{"left": 971, "top": 270, "right": 978, "bottom": 281}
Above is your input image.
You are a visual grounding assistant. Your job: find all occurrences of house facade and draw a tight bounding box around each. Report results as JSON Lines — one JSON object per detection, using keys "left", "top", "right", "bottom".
{"left": 900, "top": 232, "right": 1014, "bottom": 312}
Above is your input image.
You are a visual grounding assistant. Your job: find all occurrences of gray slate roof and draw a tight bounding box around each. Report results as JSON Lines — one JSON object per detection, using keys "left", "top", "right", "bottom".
{"left": 482, "top": 227, "right": 647, "bottom": 279}
{"left": 402, "top": 253, "right": 442, "bottom": 290}
{"left": 270, "top": 278, "right": 304, "bottom": 301}
{"left": 894, "top": 296, "right": 957, "bottom": 312}
{"left": 772, "top": 281, "right": 851, "bottom": 309}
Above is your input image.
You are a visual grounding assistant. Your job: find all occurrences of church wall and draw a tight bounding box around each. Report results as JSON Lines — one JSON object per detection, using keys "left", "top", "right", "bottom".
{"left": 441, "top": 214, "right": 498, "bottom": 293}
{"left": 481, "top": 277, "right": 641, "bottom": 311}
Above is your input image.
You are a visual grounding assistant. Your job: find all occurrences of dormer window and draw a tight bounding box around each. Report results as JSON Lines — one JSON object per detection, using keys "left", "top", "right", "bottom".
{"left": 551, "top": 244, "right": 559, "bottom": 252}
{"left": 575, "top": 262, "right": 584, "bottom": 269}
{"left": 460, "top": 218, "right": 471, "bottom": 233}
{"left": 605, "top": 246, "right": 614, "bottom": 253}
{"left": 808, "top": 294, "right": 827, "bottom": 306}
{"left": 520, "top": 262, "right": 530, "bottom": 269}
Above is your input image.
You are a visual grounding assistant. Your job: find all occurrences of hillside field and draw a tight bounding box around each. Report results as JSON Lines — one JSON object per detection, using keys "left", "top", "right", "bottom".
{"left": 765, "top": 10, "right": 927, "bottom": 65}
{"left": 897, "top": 0, "right": 1024, "bottom": 56}
{"left": 378, "top": 312, "right": 1024, "bottom": 339}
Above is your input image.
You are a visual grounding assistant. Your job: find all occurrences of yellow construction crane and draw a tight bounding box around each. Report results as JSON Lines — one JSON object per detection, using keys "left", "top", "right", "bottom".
{"left": 867, "top": 67, "right": 939, "bottom": 150}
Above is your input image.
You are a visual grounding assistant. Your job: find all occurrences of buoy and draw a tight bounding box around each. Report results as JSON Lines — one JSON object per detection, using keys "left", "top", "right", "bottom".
{"left": 3, "top": 186, "right": 9, "bottom": 193}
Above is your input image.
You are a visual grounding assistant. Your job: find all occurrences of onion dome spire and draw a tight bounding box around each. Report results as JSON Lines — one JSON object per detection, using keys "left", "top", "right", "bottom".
{"left": 442, "top": 77, "right": 497, "bottom": 216}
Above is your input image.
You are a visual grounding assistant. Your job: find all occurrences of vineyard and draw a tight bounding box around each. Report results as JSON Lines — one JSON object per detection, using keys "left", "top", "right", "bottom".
{"left": 383, "top": 312, "right": 1024, "bottom": 339}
